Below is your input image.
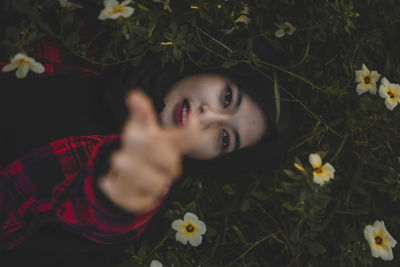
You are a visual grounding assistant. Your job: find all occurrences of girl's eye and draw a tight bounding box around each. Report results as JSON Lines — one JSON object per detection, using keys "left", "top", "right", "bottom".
{"left": 224, "top": 87, "right": 232, "bottom": 108}
{"left": 222, "top": 129, "right": 230, "bottom": 150}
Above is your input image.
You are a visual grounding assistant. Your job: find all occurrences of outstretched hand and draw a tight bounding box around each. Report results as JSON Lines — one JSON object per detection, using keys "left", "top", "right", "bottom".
{"left": 98, "top": 90, "right": 200, "bottom": 213}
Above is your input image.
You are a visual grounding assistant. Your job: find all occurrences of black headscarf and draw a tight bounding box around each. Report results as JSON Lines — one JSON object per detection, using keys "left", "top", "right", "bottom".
{"left": 102, "top": 40, "right": 296, "bottom": 178}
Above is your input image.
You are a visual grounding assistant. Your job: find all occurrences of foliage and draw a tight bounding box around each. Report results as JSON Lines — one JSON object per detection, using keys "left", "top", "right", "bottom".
{"left": 2, "top": 0, "right": 400, "bottom": 266}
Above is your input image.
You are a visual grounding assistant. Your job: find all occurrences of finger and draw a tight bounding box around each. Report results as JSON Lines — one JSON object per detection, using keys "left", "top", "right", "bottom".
{"left": 125, "top": 90, "right": 158, "bottom": 129}
{"left": 111, "top": 151, "right": 173, "bottom": 196}
{"left": 164, "top": 115, "right": 202, "bottom": 155}
{"left": 99, "top": 176, "right": 157, "bottom": 213}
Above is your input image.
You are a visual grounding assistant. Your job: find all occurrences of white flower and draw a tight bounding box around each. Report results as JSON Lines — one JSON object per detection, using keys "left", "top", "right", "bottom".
{"left": 364, "top": 220, "right": 397, "bottom": 261}
{"left": 309, "top": 153, "right": 335, "bottom": 186}
{"left": 274, "top": 22, "right": 296, "bottom": 38}
{"left": 234, "top": 5, "right": 250, "bottom": 24}
{"left": 378, "top": 77, "right": 400, "bottom": 111}
{"left": 355, "top": 64, "right": 381, "bottom": 95}
{"left": 2, "top": 53, "right": 45, "bottom": 79}
{"left": 171, "top": 212, "right": 207, "bottom": 247}
{"left": 98, "top": 0, "right": 134, "bottom": 20}
{"left": 150, "top": 260, "right": 163, "bottom": 267}
{"left": 58, "top": 0, "right": 82, "bottom": 10}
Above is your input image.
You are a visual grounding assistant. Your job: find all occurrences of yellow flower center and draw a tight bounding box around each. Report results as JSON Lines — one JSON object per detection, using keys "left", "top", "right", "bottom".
{"left": 109, "top": 5, "right": 125, "bottom": 15}
{"left": 282, "top": 24, "right": 293, "bottom": 32}
{"left": 16, "top": 59, "right": 30, "bottom": 67}
{"left": 363, "top": 75, "right": 371, "bottom": 84}
{"left": 186, "top": 224, "right": 195, "bottom": 233}
{"left": 375, "top": 235, "right": 383, "bottom": 246}
{"left": 386, "top": 89, "right": 397, "bottom": 99}
{"left": 314, "top": 167, "right": 323, "bottom": 174}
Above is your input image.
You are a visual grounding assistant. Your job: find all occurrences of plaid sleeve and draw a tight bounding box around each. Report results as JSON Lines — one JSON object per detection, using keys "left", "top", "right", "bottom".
{"left": 0, "top": 135, "right": 166, "bottom": 251}
{"left": 51, "top": 134, "right": 166, "bottom": 245}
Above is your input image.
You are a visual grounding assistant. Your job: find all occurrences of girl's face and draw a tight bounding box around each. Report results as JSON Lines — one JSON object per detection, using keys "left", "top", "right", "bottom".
{"left": 160, "top": 74, "right": 267, "bottom": 160}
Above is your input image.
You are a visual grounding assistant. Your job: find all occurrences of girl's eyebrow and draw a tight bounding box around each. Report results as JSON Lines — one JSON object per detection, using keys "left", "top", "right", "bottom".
{"left": 233, "top": 128, "right": 241, "bottom": 151}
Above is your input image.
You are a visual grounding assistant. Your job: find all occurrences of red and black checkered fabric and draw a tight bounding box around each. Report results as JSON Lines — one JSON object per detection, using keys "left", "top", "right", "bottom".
{"left": 0, "top": 134, "right": 165, "bottom": 251}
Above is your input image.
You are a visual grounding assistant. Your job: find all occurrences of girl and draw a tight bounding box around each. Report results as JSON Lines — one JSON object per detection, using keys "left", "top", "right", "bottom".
{"left": 0, "top": 41, "right": 295, "bottom": 266}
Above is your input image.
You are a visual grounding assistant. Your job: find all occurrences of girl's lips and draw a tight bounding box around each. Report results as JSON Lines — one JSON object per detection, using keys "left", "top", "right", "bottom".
{"left": 176, "top": 99, "right": 190, "bottom": 126}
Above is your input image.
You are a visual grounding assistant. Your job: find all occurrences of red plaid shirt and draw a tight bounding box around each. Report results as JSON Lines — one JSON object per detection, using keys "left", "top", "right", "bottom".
{"left": 0, "top": 41, "right": 165, "bottom": 251}
{"left": 0, "top": 135, "right": 164, "bottom": 251}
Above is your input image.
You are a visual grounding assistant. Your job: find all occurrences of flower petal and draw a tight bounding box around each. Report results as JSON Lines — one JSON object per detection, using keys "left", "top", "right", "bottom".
{"left": 16, "top": 65, "right": 29, "bottom": 79}
{"left": 12, "top": 53, "right": 29, "bottom": 63}
{"left": 313, "top": 174, "right": 325, "bottom": 185}
{"left": 368, "top": 84, "right": 377, "bottom": 95}
{"left": 150, "top": 260, "right": 163, "bottom": 267}
{"left": 171, "top": 219, "right": 183, "bottom": 231}
{"left": 356, "top": 83, "right": 369, "bottom": 95}
{"left": 380, "top": 245, "right": 394, "bottom": 261}
{"left": 2, "top": 62, "right": 18, "bottom": 72}
{"left": 381, "top": 77, "right": 389, "bottom": 86}
{"left": 188, "top": 234, "right": 203, "bottom": 247}
{"left": 385, "top": 98, "right": 398, "bottom": 110}
{"left": 355, "top": 70, "right": 363, "bottom": 83}
{"left": 196, "top": 220, "right": 207, "bottom": 235}
{"left": 183, "top": 212, "right": 199, "bottom": 222}
{"left": 363, "top": 225, "right": 375, "bottom": 244}
{"left": 30, "top": 62, "right": 45, "bottom": 74}
{"left": 309, "top": 153, "right": 321, "bottom": 168}
{"left": 379, "top": 84, "right": 388, "bottom": 99}
{"left": 371, "top": 71, "right": 381, "bottom": 83}
{"left": 361, "top": 64, "right": 369, "bottom": 73}
{"left": 274, "top": 29, "right": 285, "bottom": 38}
{"left": 108, "top": 12, "right": 121, "bottom": 19}
{"left": 104, "top": 0, "right": 118, "bottom": 7}
{"left": 322, "top": 163, "right": 335, "bottom": 177}
{"left": 175, "top": 231, "right": 188, "bottom": 245}
{"left": 121, "top": 0, "right": 131, "bottom": 6}
{"left": 98, "top": 10, "right": 108, "bottom": 20}
{"left": 121, "top": 6, "right": 134, "bottom": 18}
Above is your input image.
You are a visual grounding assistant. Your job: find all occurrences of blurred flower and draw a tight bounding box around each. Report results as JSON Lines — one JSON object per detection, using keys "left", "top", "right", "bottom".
{"left": 150, "top": 260, "right": 163, "bottom": 267}
{"left": 378, "top": 77, "right": 400, "bottom": 110}
{"left": 234, "top": 4, "right": 250, "bottom": 24}
{"left": 98, "top": 0, "right": 134, "bottom": 20}
{"left": 153, "top": 0, "right": 171, "bottom": 12}
{"left": 171, "top": 212, "right": 206, "bottom": 247}
{"left": 274, "top": 22, "right": 296, "bottom": 38}
{"left": 309, "top": 153, "right": 335, "bottom": 186}
{"left": 58, "top": 0, "right": 82, "bottom": 10}
{"left": 355, "top": 64, "right": 381, "bottom": 95}
{"left": 2, "top": 53, "right": 45, "bottom": 79}
{"left": 293, "top": 162, "right": 305, "bottom": 172}
{"left": 190, "top": 5, "right": 199, "bottom": 9}
{"left": 364, "top": 220, "right": 397, "bottom": 261}
{"left": 160, "top": 41, "right": 173, "bottom": 45}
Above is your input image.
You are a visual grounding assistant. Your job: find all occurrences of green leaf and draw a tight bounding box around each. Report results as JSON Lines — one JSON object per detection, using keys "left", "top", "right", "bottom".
{"left": 184, "top": 200, "right": 196, "bottom": 213}
{"left": 240, "top": 199, "right": 250, "bottom": 212}
{"left": 222, "top": 184, "right": 236, "bottom": 195}
{"left": 250, "top": 191, "right": 269, "bottom": 201}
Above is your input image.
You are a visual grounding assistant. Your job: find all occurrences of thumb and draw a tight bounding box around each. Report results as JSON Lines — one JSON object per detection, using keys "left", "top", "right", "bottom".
{"left": 164, "top": 115, "right": 202, "bottom": 155}
{"left": 125, "top": 90, "right": 158, "bottom": 128}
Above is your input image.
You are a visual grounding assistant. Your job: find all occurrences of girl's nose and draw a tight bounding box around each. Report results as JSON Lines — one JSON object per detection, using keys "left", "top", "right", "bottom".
{"left": 198, "top": 104, "right": 228, "bottom": 128}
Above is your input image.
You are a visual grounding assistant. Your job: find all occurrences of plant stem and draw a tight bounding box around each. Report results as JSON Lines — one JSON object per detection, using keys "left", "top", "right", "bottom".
{"left": 226, "top": 230, "right": 281, "bottom": 266}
